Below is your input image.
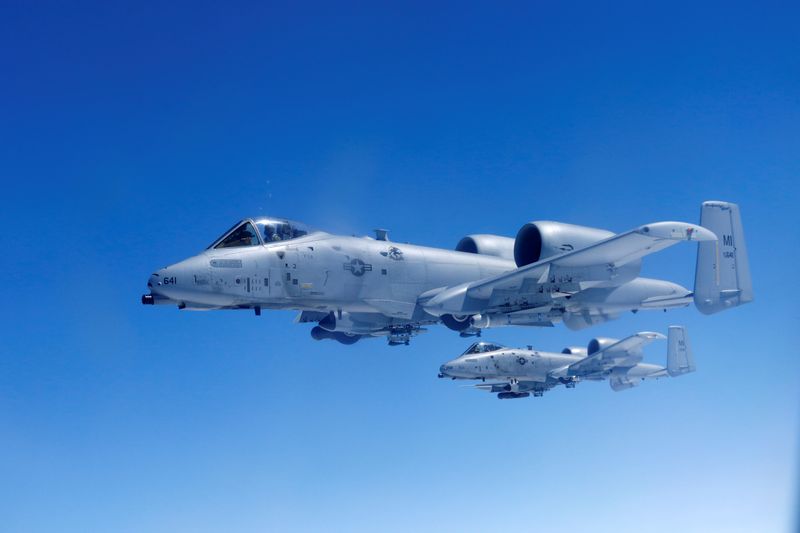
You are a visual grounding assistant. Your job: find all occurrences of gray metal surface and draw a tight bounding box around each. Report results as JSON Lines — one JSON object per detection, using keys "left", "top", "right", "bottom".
{"left": 142, "top": 201, "right": 752, "bottom": 345}
{"left": 439, "top": 327, "right": 695, "bottom": 398}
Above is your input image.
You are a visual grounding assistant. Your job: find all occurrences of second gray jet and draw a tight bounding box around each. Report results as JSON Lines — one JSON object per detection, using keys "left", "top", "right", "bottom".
{"left": 438, "top": 326, "right": 695, "bottom": 399}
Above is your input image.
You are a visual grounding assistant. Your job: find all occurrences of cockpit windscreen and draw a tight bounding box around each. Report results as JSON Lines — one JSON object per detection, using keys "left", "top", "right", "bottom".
{"left": 212, "top": 222, "right": 260, "bottom": 249}
{"left": 461, "top": 341, "right": 504, "bottom": 355}
{"left": 253, "top": 218, "right": 312, "bottom": 243}
{"left": 208, "top": 217, "right": 316, "bottom": 250}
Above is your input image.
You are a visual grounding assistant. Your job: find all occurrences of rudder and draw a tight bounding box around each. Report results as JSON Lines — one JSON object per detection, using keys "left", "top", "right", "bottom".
{"left": 694, "top": 201, "right": 754, "bottom": 314}
{"left": 667, "top": 325, "right": 696, "bottom": 377}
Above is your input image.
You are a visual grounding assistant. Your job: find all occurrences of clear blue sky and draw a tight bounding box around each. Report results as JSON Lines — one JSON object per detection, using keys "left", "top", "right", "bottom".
{"left": 1, "top": 2, "right": 798, "bottom": 532}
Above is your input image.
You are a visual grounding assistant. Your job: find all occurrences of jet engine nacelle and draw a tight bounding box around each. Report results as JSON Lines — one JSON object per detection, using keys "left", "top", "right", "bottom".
{"left": 456, "top": 234, "right": 516, "bottom": 261}
{"left": 587, "top": 337, "right": 618, "bottom": 355}
{"left": 513, "top": 221, "right": 614, "bottom": 267}
{"left": 561, "top": 346, "right": 588, "bottom": 357}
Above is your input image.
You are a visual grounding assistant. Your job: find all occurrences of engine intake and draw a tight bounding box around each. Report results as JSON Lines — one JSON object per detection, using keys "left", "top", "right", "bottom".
{"left": 456, "top": 234, "right": 516, "bottom": 261}
{"left": 587, "top": 337, "right": 619, "bottom": 355}
{"left": 561, "top": 346, "right": 588, "bottom": 357}
{"left": 513, "top": 221, "right": 614, "bottom": 267}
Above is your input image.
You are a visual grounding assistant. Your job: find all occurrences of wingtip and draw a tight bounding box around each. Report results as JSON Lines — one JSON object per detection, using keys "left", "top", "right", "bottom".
{"left": 638, "top": 221, "right": 717, "bottom": 242}
{"left": 637, "top": 331, "right": 667, "bottom": 340}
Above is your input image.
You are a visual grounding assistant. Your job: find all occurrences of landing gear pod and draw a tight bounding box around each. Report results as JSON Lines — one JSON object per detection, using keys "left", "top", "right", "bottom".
{"left": 497, "top": 392, "right": 530, "bottom": 400}
{"left": 310, "top": 326, "right": 361, "bottom": 345}
{"left": 441, "top": 314, "right": 472, "bottom": 332}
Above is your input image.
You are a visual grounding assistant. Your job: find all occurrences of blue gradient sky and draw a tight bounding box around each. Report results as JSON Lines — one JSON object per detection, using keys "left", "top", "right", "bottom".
{"left": 1, "top": 2, "right": 799, "bottom": 532}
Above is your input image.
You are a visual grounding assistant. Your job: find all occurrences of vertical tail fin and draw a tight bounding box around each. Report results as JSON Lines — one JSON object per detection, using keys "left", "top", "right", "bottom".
{"left": 694, "top": 201, "right": 754, "bottom": 314}
{"left": 667, "top": 326, "right": 695, "bottom": 377}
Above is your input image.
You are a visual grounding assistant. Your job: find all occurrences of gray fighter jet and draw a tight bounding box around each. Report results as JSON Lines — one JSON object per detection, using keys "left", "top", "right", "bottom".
{"left": 438, "top": 326, "right": 695, "bottom": 399}
{"left": 142, "top": 201, "right": 752, "bottom": 345}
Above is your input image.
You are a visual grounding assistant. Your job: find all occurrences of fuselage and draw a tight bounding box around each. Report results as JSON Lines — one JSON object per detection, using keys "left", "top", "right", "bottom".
{"left": 439, "top": 346, "right": 664, "bottom": 383}
{"left": 440, "top": 347, "right": 582, "bottom": 382}
{"left": 148, "top": 230, "right": 514, "bottom": 315}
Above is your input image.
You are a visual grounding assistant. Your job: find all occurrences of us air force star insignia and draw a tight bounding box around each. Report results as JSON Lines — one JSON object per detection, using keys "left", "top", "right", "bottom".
{"left": 344, "top": 258, "right": 373, "bottom": 277}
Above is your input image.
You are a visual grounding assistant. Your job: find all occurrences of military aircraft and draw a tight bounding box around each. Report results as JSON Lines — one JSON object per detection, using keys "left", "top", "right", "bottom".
{"left": 438, "top": 326, "right": 695, "bottom": 399}
{"left": 142, "top": 201, "right": 752, "bottom": 345}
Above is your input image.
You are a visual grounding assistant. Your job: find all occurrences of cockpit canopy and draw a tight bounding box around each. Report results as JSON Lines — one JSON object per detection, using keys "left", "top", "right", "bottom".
{"left": 461, "top": 341, "right": 505, "bottom": 355}
{"left": 208, "top": 217, "right": 317, "bottom": 249}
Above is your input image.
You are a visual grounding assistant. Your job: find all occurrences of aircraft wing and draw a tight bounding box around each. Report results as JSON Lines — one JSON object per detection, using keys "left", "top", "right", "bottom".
{"left": 424, "top": 221, "right": 715, "bottom": 316}
{"left": 566, "top": 331, "right": 666, "bottom": 377}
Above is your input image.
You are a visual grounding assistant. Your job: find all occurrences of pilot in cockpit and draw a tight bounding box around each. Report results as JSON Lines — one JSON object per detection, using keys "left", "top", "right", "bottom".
{"left": 461, "top": 341, "right": 504, "bottom": 355}
{"left": 262, "top": 222, "right": 292, "bottom": 242}
{"left": 263, "top": 223, "right": 279, "bottom": 241}
{"left": 208, "top": 218, "right": 313, "bottom": 249}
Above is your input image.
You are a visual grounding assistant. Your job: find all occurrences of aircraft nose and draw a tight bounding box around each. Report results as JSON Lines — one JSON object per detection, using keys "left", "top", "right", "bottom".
{"left": 147, "top": 269, "right": 168, "bottom": 291}
{"left": 438, "top": 363, "right": 456, "bottom": 378}
{"left": 142, "top": 269, "right": 170, "bottom": 305}
{"left": 144, "top": 254, "right": 210, "bottom": 301}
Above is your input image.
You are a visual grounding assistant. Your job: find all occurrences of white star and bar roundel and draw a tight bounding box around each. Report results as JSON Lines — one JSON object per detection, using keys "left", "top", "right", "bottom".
{"left": 344, "top": 258, "right": 373, "bottom": 277}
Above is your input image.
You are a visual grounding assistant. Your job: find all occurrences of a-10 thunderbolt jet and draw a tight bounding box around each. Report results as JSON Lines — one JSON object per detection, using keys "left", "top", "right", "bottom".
{"left": 438, "top": 326, "right": 695, "bottom": 399}
{"left": 142, "top": 201, "right": 752, "bottom": 345}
